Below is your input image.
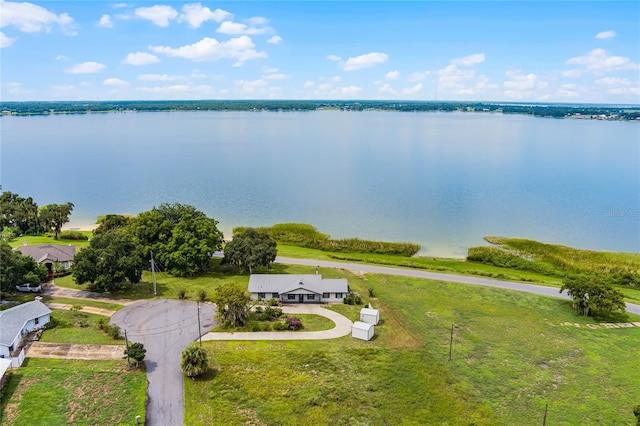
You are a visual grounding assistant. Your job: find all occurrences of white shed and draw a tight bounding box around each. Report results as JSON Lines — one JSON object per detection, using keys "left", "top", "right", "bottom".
{"left": 351, "top": 321, "right": 374, "bottom": 341}
{"left": 359, "top": 307, "right": 380, "bottom": 325}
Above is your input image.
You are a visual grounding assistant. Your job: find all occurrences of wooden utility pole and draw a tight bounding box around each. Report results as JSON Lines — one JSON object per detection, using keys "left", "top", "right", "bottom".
{"left": 124, "top": 329, "right": 131, "bottom": 369}
{"left": 197, "top": 302, "right": 202, "bottom": 348}
{"left": 150, "top": 251, "right": 157, "bottom": 297}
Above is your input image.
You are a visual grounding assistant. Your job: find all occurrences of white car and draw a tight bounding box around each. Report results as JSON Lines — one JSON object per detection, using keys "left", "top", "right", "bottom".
{"left": 15, "top": 283, "right": 42, "bottom": 293}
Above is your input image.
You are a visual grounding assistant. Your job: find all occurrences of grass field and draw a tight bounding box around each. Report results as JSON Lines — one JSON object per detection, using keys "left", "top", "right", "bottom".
{"left": 0, "top": 359, "right": 146, "bottom": 426}
{"left": 185, "top": 266, "right": 640, "bottom": 425}
{"left": 39, "top": 309, "right": 124, "bottom": 345}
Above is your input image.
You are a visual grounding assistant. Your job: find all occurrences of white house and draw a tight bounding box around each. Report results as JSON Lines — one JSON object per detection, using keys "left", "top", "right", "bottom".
{"left": 0, "top": 358, "right": 12, "bottom": 388}
{"left": 360, "top": 307, "right": 380, "bottom": 325}
{"left": 0, "top": 301, "right": 51, "bottom": 363}
{"left": 248, "top": 274, "right": 348, "bottom": 304}
{"left": 351, "top": 321, "right": 374, "bottom": 341}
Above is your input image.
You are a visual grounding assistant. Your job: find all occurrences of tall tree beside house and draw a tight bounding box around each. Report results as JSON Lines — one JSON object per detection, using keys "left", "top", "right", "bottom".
{"left": 211, "top": 282, "right": 251, "bottom": 328}
{"left": 127, "top": 203, "right": 224, "bottom": 277}
{"left": 223, "top": 228, "right": 277, "bottom": 274}
{"left": 0, "top": 190, "right": 42, "bottom": 237}
{"left": 73, "top": 230, "right": 145, "bottom": 292}
{"left": 39, "top": 202, "right": 74, "bottom": 239}
{"left": 0, "top": 241, "right": 47, "bottom": 292}
{"left": 94, "top": 214, "right": 131, "bottom": 235}
{"left": 560, "top": 274, "right": 626, "bottom": 316}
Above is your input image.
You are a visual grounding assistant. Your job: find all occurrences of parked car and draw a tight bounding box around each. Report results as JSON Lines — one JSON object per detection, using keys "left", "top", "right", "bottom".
{"left": 15, "top": 283, "right": 42, "bottom": 293}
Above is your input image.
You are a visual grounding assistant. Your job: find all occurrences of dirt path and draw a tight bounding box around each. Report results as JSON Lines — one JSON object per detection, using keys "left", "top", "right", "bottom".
{"left": 27, "top": 342, "right": 123, "bottom": 360}
{"left": 46, "top": 303, "right": 116, "bottom": 317}
{"left": 202, "top": 304, "right": 353, "bottom": 341}
{"left": 44, "top": 282, "right": 134, "bottom": 306}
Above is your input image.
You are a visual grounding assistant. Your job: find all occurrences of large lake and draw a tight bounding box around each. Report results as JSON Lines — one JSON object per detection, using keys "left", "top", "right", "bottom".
{"left": 1, "top": 111, "right": 638, "bottom": 257}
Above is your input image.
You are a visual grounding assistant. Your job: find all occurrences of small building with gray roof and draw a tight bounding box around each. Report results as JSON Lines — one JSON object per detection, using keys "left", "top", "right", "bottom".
{"left": 0, "top": 300, "right": 51, "bottom": 360}
{"left": 248, "top": 274, "right": 348, "bottom": 304}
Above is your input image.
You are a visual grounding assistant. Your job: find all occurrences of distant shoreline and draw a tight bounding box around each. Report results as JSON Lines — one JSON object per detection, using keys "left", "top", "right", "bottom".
{"left": 2, "top": 100, "right": 639, "bottom": 121}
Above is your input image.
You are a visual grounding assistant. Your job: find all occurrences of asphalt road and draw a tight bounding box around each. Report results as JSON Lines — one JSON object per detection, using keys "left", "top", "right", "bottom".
{"left": 111, "top": 300, "right": 217, "bottom": 426}
{"left": 275, "top": 256, "right": 640, "bottom": 315}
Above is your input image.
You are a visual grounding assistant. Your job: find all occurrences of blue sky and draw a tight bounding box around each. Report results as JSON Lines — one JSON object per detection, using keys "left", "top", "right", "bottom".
{"left": 1, "top": 1, "right": 638, "bottom": 103}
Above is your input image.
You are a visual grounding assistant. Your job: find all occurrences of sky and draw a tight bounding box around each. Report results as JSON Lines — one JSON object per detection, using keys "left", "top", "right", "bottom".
{"left": 1, "top": 1, "right": 638, "bottom": 104}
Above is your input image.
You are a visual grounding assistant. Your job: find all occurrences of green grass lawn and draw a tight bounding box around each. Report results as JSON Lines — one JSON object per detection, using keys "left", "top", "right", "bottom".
{"left": 39, "top": 310, "right": 124, "bottom": 345}
{"left": 43, "top": 296, "right": 125, "bottom": 311}
{"left": 212, "top": 312, "right": 335, "bottom": 332}
{"left": 185, "top": 265, "right": 640, "bottom": 425}
{"left": 0, "top": 359, "right": 145, "bottom": 426}
{"left": 7, "top": 233, "right": 91, "bottom": 249}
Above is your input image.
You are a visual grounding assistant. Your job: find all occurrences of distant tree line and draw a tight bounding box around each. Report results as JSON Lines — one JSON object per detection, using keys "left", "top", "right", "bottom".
{"left": 0, "top": 190, "right": 74, "bottom": 240}
{"left": 2, "top": 100, "right": 638, "bottom": 120}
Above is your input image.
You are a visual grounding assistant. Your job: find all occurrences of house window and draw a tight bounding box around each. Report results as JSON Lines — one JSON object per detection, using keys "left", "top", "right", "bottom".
{"left": 258, "top": 293, "right": 266, "bottom": 299}
{"left": 336, "top": 293, "right": 343, "bottom": 298}
{"left": 272, "top": 293, "right": 279, "bottom": 298}
{"left": 307, "top": 294, "right": 315, "bottom": 300}
{"left": 288, "top": 294, "right": 296, "bottom": 300}
{"left": 35, "top": 317, "right": 39, "bottom": 325}
{"left": 322, "top": 293, "right": 330, "bottom": 298}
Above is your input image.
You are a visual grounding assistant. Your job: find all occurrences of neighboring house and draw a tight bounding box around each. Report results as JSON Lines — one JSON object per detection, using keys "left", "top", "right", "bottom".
{"left": 0, "top": 358, "right": 12, "bottom": 388}
{"left": 14, "top": 243, "right": 76, "bottom": 276}
{"left": 0, "top": 301, "right": 51, "bottom": 363}
{"left": 248, "top": 274, "right": 348, "bottom": 304}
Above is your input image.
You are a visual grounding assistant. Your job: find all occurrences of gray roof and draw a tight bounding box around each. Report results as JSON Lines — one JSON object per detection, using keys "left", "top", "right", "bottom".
{"left": 0, "top": 301, "right": 51, "bottom": 347}
{"left": 248, "top": 274, "right": 348, "bottom": 295}
{"left": 360, "top": 308, "right": 379, "bottom": 316}
{"left": 14, "top": 244, "right": 76, "bottom": 264}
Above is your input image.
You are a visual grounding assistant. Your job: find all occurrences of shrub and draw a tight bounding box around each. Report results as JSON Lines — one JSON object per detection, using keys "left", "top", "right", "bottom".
{"left": 250, "top": 322, "right": 261, "bottom": 332}
{"left": 197, "top": 288, "right": 207, "bottom": 302}
{"left": 261, "top": 322, "right": 272, "bottom": 331}
{"left": 59, "top": 230, "right": 89, "bottom": 240}
{"left": 343, "top": 293, "right": 362, "bottom": 305}
{"left": 286, "top": 316, "right": 303, "bottom": 331}
{"left": 177, "top": 288, "right": 187, "bottom": 299}
{"left": 273, "top": 321, "right": 287, "bottom": 331}
{"left": 268, "top": 298, "right": 279, "bottom": 306}
{"left": 254, "top": 306, "right": 264, "bottom": 314}
{"left": 368, "top": 288, "right": 376, "bottom": 297}
{"left": 259, "top": 306, "right": 283, "bottom": 321}
{"left": 108, "top": 324, "right": 122, "bottom": 340}
{"left": 46, "top": 316, "right": 70, "bottom": 329}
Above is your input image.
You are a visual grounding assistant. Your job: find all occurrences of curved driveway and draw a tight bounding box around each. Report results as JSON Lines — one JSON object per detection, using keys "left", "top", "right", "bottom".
{"left": 275, "top": 256, "right": 640, "bottom": 315}
{"left": 111, "top": 300, "right": 217, "bottom": 426}
{"left": 202, "top": 304, "right": 352, "bottom": 341}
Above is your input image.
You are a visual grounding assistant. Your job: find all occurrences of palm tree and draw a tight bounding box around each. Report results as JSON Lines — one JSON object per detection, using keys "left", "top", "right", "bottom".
{"left": 181, "top": 345, "right": 208, "bottom": 378}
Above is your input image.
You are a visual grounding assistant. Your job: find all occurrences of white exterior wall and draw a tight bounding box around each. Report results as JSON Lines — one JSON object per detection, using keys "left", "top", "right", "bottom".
{"left": 352, "top": 322, "right": 374, "bottom": 341}
{"left": 0, "top": 345, "right": 10, "bottom": 359}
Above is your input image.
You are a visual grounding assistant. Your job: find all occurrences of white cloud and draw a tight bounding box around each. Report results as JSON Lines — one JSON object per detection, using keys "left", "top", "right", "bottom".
{"left": 112, "top": 3, "right": 128, "bottom": 9}
{"left": 595, "top": 30, "right": 615, "bottom": 39}
{"left": 149, "top": 36, "right": 267, "bottom": 64}
{"left": 342, "top": 52, "right": 388, "bottom": 71}
{"left": 246, "top": 16, "right": 268, "bottom": 26}
{"left": 595, "top": 77, "right": 640, "bottom": 96}
{"left": 137, "top": 84, "right": 214, "bottom": 97}
{"left": 408, "top": 70, "right": 431, "bottom": 82}
{"left": 178, "top": 3, "right": 231, "bottom": 28}
{"left": 216, "top": 20, "right": 271, "bottom": 35}
{"left": 122, "top": 52, "right": 160, "bottom": 66}
{"left": 327, "top": 55, "right": 341, "bottom": 62}
{"left": 0, "top": 31, "right": 15, "bottom": 47}
{"left": 267, "top": 35, "right": 282, "bottom": 44}
{"left": 303, "top": 81, "right": 315, "bottom": 88}
{"left": 103, "top": 78, "right": 129, "bottom": 87}
{"left": 385, "top": 70, "right": 400, "bottom": 80}
{"left": 66, "top": 61, "right": 106, "bottom": 74}
{"left": 402, "top": 83, "right": 423, "bottom": 95}
{"left": 98, "top": 14, "right": 113, "bottom": 28}
{"left": 452, "top": 53, "right": 485, "bottom": 66}
{"left": 264, "top": 73, "right": 290, "bottom": 80}
{"left": 562, "top": 69, "right": 582, "bottom": 78}
{"left": 566, "top": 49, "right": 639, "bottom": 73}
{"left": 52, "top": 84, "right": 75, "bottom": 91}
{"left": 234, "top": 79, "right": 268, "bottom": 92}
{"left": 337, "top": 85, "right": 364, "bottom": 97}
{"left": 503, "top": 70, "right": 548, "bottom": 99}
{"left": 0, "top": 0, "right": 75, "bottom": 34}
{"left": 135, "top": 5, "right": 178, "bottom": 27}
{"left": 55, "top": 55, "right": 68, "bottom": 61}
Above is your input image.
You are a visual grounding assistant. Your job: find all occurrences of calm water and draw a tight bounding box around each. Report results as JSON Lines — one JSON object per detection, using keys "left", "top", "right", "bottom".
{"left": 1, "top": 111, "right": 638, "bottom": 257}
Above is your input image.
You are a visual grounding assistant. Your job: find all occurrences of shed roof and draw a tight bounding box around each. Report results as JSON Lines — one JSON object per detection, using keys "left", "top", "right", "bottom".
{"left": 0, "top": 301, "right": 51, "bottom": 347}
{"left": 248, "top": 274, "right": 348, "bottom": 295}
{"left": 360, "top": 308, "right": 379, "bottom": 316}
{"left": 352, "top": 321, "right": 374, "bottom": 331}
{"left": 14, "top": 244, "right": 76, "bottom": 263}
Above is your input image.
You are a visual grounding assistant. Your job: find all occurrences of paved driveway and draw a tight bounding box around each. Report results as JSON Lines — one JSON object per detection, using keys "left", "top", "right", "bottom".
{"left": 202, "top": 304, "right": 352, "bottom": 341}
{"left": 111, "top": 300, "right": 217, "bottom": 426}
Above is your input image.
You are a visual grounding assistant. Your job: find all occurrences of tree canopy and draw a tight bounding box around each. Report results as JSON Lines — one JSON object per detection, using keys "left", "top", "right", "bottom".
{"left": 73, "top": 230, "right": 145, "bottom": 292}
{"left": 39, "top": 202, "right": 74, "bottom": 239}
{"left": 124, "top": 342, "right": 146, "bottom": 368}
{"left": 0, "top": 241, "right": 47, "bottom": 292}
{"left": 211, "top": 282, "right": 251, "bottom": 328}
{"left": 127, "top": 203, "right": 223, "bottom": 276}
{"left": 560, "top": 274, "right": 626, "bottom": 316}
{"left": 223, "top": 228, "right": 277, "bottom": 274}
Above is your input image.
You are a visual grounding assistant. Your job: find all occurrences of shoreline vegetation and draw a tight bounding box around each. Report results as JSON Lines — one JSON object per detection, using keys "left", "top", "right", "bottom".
{"left": 2, "top": 100, "right": 639, "bottom": 121}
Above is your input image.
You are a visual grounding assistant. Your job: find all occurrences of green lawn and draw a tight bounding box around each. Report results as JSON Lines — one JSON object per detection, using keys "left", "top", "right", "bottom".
{"left": 212, "top": 312, "right": 335, "bottom": 332}
{"left": 0, "top": 359, "right": 145, "bottom": 426}
{"left": 39, "top": 310, "right": 124, "bottom": 345}
{"left": 185, "top": 265, "right": 640, "bottom": 425}
{"left": 7, "top": 233, "right": 91, "bottom": 249}
{"left": 43, "top": 296, "right": 125, "bottom": 312}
